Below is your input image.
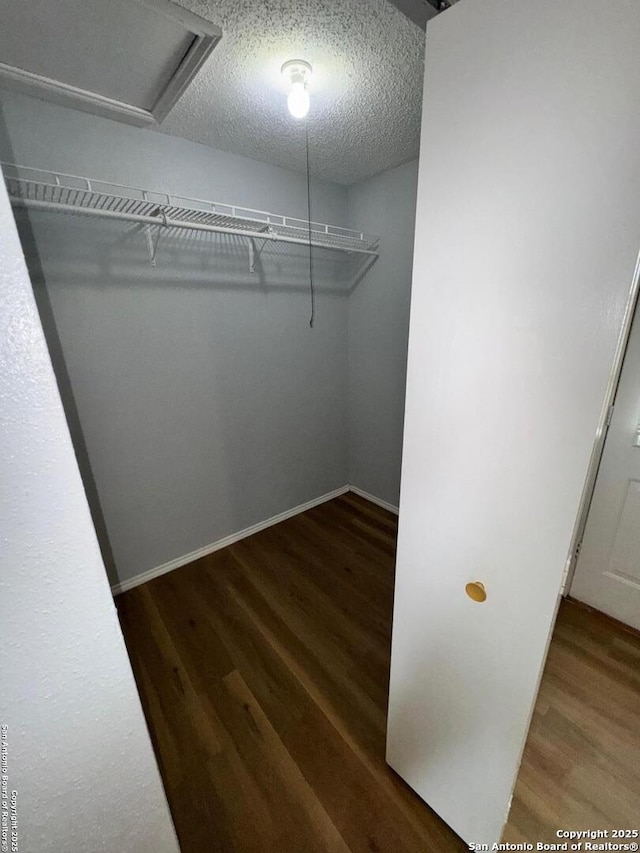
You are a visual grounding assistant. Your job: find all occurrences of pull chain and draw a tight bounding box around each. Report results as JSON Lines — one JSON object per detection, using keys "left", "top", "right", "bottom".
{"left": 305, "top": 120, "right": 315, "bottom": 328}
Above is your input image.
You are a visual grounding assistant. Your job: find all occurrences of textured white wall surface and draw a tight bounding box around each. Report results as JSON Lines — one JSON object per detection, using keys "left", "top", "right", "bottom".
{"left": 162, "top": 0, "right": 425, "bottom": 184}
{"left": 0, "top": 177, "right": 179, "bottom": 850}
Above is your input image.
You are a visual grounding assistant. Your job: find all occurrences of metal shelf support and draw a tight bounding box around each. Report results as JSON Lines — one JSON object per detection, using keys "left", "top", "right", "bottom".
{"left": 2, "top": 163, "right": 380, "bottom": 262}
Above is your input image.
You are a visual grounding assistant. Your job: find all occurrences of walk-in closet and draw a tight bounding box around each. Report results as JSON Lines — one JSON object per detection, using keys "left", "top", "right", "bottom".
{"left": 2, "top": 0, "right": 640, "bottom": 851}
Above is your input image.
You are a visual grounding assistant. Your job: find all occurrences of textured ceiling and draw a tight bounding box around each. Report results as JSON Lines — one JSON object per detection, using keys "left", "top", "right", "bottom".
{"left": 159, "top": 0, "right": 426, "bottom": 185}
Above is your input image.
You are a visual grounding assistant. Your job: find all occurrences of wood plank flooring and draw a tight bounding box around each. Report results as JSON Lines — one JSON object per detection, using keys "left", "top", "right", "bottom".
{"left": 116, "top": 493, "right": 640, "bottom": 852}
{"left": 117, "top": 493, "right": 465, "bottom": 852}
{"left": 504, "top": 598, "right": 640, "bottom": 843}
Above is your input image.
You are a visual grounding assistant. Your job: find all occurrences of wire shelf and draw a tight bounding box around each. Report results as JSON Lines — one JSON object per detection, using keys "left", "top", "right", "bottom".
{"left": 2, "top": 163, "right": 379, "bottom": 256}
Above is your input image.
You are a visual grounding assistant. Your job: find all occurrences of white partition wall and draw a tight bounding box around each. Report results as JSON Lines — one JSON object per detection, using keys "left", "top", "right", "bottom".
{"left": 387, "top": 0, "right": 640, "bottom": 844}
{"left": 0, "top": 174, "right": 179, "bottom": 851}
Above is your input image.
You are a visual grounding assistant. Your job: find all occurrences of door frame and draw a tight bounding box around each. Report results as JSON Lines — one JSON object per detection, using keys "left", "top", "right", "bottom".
{"left": 563, "top": 248, "right": 640, "bottom": 595}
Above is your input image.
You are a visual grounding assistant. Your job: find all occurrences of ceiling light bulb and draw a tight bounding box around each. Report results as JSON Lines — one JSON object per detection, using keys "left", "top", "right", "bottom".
{"left": 282, "top": 60, "right": 312, "bottom": 120}
{"left": 287, "top": 81, "right": 310, "bottom": 119}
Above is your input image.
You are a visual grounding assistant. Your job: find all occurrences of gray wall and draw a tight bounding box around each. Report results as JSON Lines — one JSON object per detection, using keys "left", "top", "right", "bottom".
{"left": 0, "top": 161, "right": 179, "bottom": 853}
{"left": 347, "top": 160, "right": 419, "bottom": 507}
{"left": 0, "top": 92, "right": 420, "bottom": 591}
{"left": 0, "top": 92, "right": 350, "bottom": 588}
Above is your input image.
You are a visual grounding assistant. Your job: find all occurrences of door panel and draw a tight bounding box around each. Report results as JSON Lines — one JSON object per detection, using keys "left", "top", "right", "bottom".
{"left": 387, "top": 0, "right": 640, "bottom": 844}
{"left": 571, "top": 300, "right": 640, "bottom": 628}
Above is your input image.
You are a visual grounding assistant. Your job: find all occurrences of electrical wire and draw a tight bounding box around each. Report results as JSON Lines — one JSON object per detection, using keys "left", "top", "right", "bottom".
{"left": 305, "top": 119, "right": 315, "bottom": 328}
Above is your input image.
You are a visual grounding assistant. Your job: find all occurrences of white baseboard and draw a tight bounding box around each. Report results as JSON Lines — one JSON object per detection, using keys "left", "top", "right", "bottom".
{"left": 111, "top": 485, "right": 350, "bottom": 595}
{"left": 348, "top": 485, "right": 399, "bottom": 515}
{"left": 111, "top": 483, "right": 399, "bottom": 596}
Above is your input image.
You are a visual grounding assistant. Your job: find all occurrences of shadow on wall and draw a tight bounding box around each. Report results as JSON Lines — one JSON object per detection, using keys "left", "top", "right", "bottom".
{"left": 0, "top": 103, "right": 120, "bottom": 585}
{"left": 1, "top": 180, "right": 352, "bottom": 587}
{"left": 14, "top": 213, "right": 353, "bottom": 295}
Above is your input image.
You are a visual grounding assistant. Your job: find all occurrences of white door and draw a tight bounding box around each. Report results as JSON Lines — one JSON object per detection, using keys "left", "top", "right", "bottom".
{"left": 570, "top": 301, "right": 640, "bottom": 630}
{"left": 387, "top": 0, "right": 640, "bottom": 845}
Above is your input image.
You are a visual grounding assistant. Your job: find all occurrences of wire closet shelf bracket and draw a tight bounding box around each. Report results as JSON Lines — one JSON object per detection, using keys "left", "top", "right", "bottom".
{"left": 2, "top": 163, "right": 379, "bottom": 282}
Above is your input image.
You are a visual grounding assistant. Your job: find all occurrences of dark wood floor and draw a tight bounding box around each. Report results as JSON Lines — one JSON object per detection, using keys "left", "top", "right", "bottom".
{"left": 117, "top": 493, "right": 640, "bottom": 852}
{"left": 117, "top": 493, "right": 465, "bottom": 852}
{"left": 504, "top": 598, "right": 640, "bottom": 843}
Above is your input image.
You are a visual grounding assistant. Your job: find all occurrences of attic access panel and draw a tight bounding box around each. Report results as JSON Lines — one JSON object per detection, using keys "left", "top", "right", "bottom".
{"left": 0, "top": 0, "right": 221, "bottom": 126}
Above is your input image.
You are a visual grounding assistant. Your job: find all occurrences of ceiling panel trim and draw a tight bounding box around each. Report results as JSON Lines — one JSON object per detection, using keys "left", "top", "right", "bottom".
{"left": 0, "top": 0, "right": 222, "bottom": 127}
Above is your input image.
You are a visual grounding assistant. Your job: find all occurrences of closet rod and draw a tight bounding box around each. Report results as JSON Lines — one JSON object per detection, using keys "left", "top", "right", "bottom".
{"left": 10, "top": 196, "right": 379, "bottom": 257}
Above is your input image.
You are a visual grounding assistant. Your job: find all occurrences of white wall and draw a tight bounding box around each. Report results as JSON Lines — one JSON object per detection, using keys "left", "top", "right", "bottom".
{"left": 0, "top": 91, "right": 350, "bottom": 588}
{"left": 0, "top": 167, "right": 178, "bottom": 852}
{"left": 347, "top": 160, "right": 418, "bottom": 506}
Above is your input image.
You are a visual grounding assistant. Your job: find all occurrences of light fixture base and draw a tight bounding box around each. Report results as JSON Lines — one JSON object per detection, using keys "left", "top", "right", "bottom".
{"left": 281, "top": 59, "right": 312, "bottom": 83}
